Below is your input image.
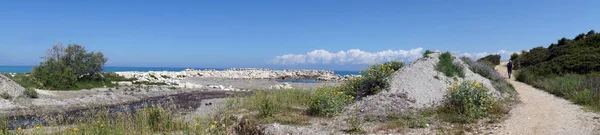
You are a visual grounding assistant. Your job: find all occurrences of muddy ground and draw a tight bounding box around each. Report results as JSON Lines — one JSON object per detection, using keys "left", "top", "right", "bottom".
{"left": 1, "top": 78, "right": 337, "bottom": 117}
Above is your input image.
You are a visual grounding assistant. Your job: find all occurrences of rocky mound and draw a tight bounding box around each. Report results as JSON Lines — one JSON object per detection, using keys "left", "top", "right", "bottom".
{"left": 350, "top": 52, "right": 505, "bottom": 117}
{"left": 0, "top": 74, "right": 24, "bottom": 98}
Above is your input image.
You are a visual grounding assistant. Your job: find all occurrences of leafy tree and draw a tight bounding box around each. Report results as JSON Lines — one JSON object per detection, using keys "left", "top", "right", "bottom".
{"left": 510, "top": 53, "right": 519, "bottom": 61}
{"left": 32, "top": 43, "right": 107, "bottom": 89}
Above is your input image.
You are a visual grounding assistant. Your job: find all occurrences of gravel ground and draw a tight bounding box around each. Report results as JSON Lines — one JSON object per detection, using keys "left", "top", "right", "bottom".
{"left": 487, "top": 62, "right": 600, "bottom": 135}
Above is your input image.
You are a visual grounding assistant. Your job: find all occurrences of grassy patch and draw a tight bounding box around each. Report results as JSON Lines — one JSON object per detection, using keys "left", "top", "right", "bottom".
{"left": 221, "top": 89, "right": 313, "bottom": 125}
{"left": 376, "top": 109, "right": 434, "bottom": 132}
{"left": 308, "top": 86, "right": 353, "bottom": 117}
{"left": 1, "top": 104, "right": 205, "bottom": 135}
{"left": 436, "top": 52, "right": 465, "bottom": 78}
{"left": 518, "top": 73, "right": 600, "bottom": 112}
{"left": 6, "top": 73, "right": 136, "bottom": 90}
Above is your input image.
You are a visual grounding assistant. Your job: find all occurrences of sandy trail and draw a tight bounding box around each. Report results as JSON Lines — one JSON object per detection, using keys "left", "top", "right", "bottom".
{"left": 492, "top": 62, "right": 600, "bottom": 135}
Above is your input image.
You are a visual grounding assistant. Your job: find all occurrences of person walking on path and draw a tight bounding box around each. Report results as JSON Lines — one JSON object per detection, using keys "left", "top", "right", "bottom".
{"left": 507, "top": 60, "right": 513, "bottom": 79}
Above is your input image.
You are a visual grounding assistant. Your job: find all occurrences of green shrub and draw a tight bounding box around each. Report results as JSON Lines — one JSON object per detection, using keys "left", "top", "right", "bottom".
{"left": 436, "top": 52, "right": 465, "bottom": 78}
{"left": 515, "top": 30, "right": 600, "bottom": 75}
{"left": 145, "top": 105, "right": 175, "bottom": 132}
{"left": 256, "top": 93, "right": 276, "bottom": 118}
{"left": 444, "top": 81, "right": 496, "bottom": 121}
{"left": 570, "top": 89, "right": 596, "bottom": 105}
{"left": 516, "top": 68, "right": 537, "bottom": 84}
{"left": 477, "top": 54, "right": 501, "bottom": 66}
{"left": 352, "top": 61, "right": 404, "bottom": 98}
{"left": 24, "top": 88, "right": 39, "bottom": 98}
{"left": 308, "top": 86, "right": 354, "bottom": 117}
{"left": 423, "top": 50, "right": 433, "bottom": 58}
{"left": 0, "top": 92, "right": 11, "bottom": 100}
{"left": 31, "top": 43, "right": 108, "bottom": 90}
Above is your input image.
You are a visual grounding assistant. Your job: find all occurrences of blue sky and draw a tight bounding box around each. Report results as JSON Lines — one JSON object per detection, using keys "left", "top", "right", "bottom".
{"left": 1, "top": 0, "right": 599, "bottom": 70}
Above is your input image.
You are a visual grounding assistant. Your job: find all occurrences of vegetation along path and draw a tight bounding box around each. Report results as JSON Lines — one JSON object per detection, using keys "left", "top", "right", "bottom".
{"left": 492, "top": 62, "right": 600, "bottom": 135}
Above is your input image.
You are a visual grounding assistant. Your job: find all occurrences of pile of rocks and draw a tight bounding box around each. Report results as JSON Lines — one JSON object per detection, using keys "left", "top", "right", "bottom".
{"left": 269, "top": 83, "right": 293, "bottom": 89}
{"left": 115, "top": 69, "right": 352, "bottom": 85}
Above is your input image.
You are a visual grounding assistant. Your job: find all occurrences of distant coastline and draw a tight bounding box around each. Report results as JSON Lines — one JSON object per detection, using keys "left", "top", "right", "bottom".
{"left": 0, "top": 66, "right": 360, "bottom": 76}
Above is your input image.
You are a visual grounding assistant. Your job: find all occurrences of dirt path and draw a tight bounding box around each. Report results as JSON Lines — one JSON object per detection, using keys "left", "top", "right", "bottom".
{"left": 492, "top": 62, "right": 600, "bottom": 135}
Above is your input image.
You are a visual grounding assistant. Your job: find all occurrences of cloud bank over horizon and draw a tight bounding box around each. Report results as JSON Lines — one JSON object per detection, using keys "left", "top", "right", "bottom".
{"left": 272, "top": 48, "right": 517, "bottom": 65}
{"left": 272, "top": 48, "right": 424, "bottom": 65}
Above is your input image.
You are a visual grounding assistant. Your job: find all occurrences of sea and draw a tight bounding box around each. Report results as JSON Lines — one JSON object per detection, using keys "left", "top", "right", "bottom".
{"left": 0, "top": 66, "right": 360, "bottom": 76}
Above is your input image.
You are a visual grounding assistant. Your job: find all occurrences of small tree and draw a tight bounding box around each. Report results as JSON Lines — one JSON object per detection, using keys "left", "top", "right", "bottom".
{"left": 32, "top": 43, "right": 107, "bottom": 89}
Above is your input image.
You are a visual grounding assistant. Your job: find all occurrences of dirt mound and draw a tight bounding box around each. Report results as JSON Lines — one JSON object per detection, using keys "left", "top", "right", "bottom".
{"left": 0, "top": 74, "right": 24, "bottom": 99}
{"left": 350, "top": 52, "right": 505, "bottom": 117}
{"left": 0, "top": 74, "right": 24, "bottom": 109}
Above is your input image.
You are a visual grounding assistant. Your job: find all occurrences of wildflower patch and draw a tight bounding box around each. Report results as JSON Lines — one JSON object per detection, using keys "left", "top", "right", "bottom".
{"left": 444, "top": 81, "right": 496, "bottom": 122}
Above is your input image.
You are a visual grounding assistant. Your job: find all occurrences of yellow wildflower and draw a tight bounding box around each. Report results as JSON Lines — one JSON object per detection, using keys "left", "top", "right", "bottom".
{"left": 73, "top": 128, "right": 78, "bottom": 131}
{"left": 490, "top": 106, "right": 493, "bottom": 109}
{"left": 213, "top": 121, "right": 218, "bottom": 125}
{"left": 210, "top": 125, "right": 216, "bottom": 129}
{"left": 338, "top": 92, "right": 343, "bottom": 95}
{"left": 195, "top": 123, "right": 199, "bottom": 127}
{"left": 316, "top": 99, "right": 320, "bottom": 103}
{"left": 36, "top": 126, "right": 41, "bottom": 130}
{"left": 101, "top": 124, "right": 104, "bottom": 127}
{"left": 468, "top": 98, "right": 472, "bottom": 101}
{"left": 477, "top": 82, "right": 481, "bottom": 88}
{"left": 17, "top": 127, "right": 22, "bottom": 131}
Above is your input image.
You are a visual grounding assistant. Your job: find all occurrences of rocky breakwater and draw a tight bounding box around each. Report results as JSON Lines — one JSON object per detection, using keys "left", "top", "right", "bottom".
{"left": 114, "top": 68, "right": 357, "bottom": 90}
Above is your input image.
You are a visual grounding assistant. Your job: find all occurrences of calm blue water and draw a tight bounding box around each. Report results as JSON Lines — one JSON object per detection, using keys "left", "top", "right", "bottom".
{"left": 0, "top": 66, "right": 359, "bottom": 76}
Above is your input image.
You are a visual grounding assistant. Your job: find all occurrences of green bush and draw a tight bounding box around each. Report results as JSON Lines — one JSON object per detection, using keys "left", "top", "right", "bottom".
{"left": 257, "top": 93, "right": 276, "bottom": 118}
{"left": 31, "top": 43, "right": 108, "bottom": 90}
{"left": 570, "top": 89, "right": 596, "bottom": 105}
{"left": 308, "top": 86, "right": 354, "bottom": 117}
{"left": 515, "top": 30, "right": 600, "bottom": 75}
{"left": 436, "top": 52, "right": 465, "bottom": 78}
{"left": 423, "top": 50, "right": 434, "bottom": 58}
{"left": 477, "top": 54, "right": 501, "bottom": 66}
{"left": 24, "top": 88, "right": 39, "bottom": 98}
{"left": 444, "top": 81, "right": 496, "bottom": 121}
{"left": 144, "top": 105, "right": 175, "bottom": 132}
{"left": 304, "top": 61, "right": 403, "bottom": 117}
{"left": 0, "top": 92, "right": 11, "bottom": 100}
{"left": 345, "top": 61, "right": 404, "bottom": 98}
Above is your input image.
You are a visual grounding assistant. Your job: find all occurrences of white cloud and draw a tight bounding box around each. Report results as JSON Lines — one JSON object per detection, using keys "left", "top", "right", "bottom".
{"left": 272, "top": 48, "right": 424, "bottom": 65}
{"left": 460, "top": 50, "right": 518, "bottom": 60}
{"left": 273, "top": 48, "right": 519, "bottom": 65}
